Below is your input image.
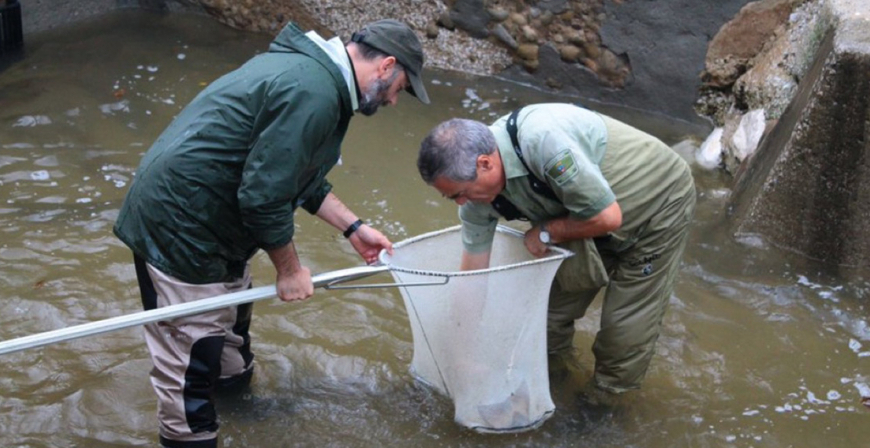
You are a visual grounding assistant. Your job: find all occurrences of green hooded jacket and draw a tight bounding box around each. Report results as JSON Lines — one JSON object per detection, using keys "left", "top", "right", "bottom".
{"left": 113, "top": 23, "right": 354, "bottom": 284}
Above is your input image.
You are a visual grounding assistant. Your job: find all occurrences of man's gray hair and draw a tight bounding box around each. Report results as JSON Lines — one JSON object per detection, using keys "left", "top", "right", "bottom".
{"left": 417, "top": 118, "right": 497, "bottom": 184}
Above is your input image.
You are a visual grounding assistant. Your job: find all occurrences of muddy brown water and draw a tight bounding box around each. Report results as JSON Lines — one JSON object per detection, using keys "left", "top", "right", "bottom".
{"left": 0, "top": 10, "right": 867, "bottom": 448}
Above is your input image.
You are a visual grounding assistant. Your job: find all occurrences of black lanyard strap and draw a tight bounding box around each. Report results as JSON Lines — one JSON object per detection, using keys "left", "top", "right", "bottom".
{"left": 506, "top": 107, "right": 560, "bottom": 202}
{"left": 490, "top": 107, "right": 560, "bottom": 221}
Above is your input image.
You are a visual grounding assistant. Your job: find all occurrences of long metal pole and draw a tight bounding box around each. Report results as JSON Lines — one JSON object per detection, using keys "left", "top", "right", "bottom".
{"left": 0, "top": 265, "right": 389, "bottom": 356}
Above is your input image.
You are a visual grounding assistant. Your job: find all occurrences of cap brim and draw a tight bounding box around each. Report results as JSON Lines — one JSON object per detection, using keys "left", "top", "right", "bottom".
{"left": 406, "top": 71, "right": 430, "bottom": 104}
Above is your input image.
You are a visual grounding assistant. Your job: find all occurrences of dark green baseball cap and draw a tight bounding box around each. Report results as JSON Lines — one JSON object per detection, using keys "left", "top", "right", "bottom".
{"left": 352, "top": 19, "right": 430, "bottom": 104}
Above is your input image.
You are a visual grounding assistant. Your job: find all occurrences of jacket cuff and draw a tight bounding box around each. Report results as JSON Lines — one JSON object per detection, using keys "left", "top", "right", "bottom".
{"left": 301, "top": 182, "right": 334, "bottom": 215}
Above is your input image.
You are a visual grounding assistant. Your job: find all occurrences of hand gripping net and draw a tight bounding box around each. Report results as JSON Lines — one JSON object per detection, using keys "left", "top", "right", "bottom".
{"left": 379, "top": 225, "right": 573, "bottom": 433}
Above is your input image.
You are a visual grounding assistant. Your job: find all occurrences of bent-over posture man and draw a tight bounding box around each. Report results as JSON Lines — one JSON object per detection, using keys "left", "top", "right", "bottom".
{"left": 114, "top": 19, "right": 429, "bottom": 448}
{"left": 416, "top": 103, "right": 695, "bottom": 397}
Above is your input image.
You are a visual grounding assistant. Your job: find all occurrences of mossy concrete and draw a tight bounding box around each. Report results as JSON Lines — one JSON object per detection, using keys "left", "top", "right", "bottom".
{"left": 729, "top": 0, "right": 870, "bottom": 268}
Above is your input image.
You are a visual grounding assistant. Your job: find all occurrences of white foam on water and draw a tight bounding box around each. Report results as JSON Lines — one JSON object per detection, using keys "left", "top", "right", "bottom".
{"left": 797, "top": 275, "right": 818, "bottom": 288}
{"left": 29, "top": 171, "right": 50, "bottom": 181}
{"left": 98, "top": 100, "right": 130, "bottom": 115}
{"left": 464, "top": 88, "right": 481, "bottom": 101}
{"left": 805, "top": 390, "right": 824, "bottom": 405}
{"left": 34, "top": 156, "right": 58, "bottom": 167}
{"left": 13, "top": 116, "right": 52, "bottom": 127}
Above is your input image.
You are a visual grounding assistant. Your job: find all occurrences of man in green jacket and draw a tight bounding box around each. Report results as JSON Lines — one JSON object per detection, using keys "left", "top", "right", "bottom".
{"left": 114, "top": 19, "right": 429, "bottom": 448}
{"left": 416, "top": 103, "right": 695, "bottom": 399}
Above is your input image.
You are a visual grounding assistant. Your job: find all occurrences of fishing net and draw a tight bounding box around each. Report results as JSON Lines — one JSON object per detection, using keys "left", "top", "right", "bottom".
{"left": 379, "top": 225, "right": 573, "bottom": 433}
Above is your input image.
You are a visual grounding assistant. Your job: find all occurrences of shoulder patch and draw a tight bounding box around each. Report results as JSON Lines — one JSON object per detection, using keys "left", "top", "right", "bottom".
{"left": 544, "top": 149, "right": 579, "bottom": 186}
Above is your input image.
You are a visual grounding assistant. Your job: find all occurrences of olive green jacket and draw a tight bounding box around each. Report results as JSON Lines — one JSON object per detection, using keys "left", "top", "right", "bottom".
{"left": 459, "top": 104, "right": 695, "bottom": 290}
{"left": 460, "top": 104, "right": 693, "bottom": 253}
{"left": 114, "top": 22, "right": 354, "bottom": 284}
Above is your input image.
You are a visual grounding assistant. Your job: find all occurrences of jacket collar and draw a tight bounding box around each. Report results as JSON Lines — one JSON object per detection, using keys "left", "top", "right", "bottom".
{"left": 269, "top": 23, "right": 353, "bottom": 113}
{"left": 304, "top": 30, "right": 360, "bottom": 112}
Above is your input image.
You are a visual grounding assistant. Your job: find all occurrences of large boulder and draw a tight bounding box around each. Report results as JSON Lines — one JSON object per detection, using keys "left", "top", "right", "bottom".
{"left": 701, "top": 0, "right": 802, "bottom": 88}
{"left": 449, "top": 0, "right": 491, "bottom": 38}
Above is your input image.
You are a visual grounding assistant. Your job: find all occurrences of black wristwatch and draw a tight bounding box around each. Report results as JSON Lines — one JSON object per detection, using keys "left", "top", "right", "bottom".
{"left": 343, "top": 219, "right": 364, "bottom": 238}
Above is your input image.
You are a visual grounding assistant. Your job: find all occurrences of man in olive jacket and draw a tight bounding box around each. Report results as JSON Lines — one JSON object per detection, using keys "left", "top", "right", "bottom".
{"left": 114, "top": 19, "right": 429, "bottom": 448}
{"left": 417, "top": 103, "right": 694, "bottom": 400}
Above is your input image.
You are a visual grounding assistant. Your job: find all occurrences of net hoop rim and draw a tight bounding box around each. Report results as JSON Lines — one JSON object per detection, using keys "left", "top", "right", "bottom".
{"left": 378, "top": 224, "right": 574, "bottom": 278}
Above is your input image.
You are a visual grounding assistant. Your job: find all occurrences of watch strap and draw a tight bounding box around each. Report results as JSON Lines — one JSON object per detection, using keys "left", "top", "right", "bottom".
{"left": 343, "top": 219, "right": 364, "bottom": 238}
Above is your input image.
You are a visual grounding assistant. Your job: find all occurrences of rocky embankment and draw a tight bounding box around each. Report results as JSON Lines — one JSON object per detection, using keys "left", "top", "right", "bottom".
{"left": 695, "top": 0, "right": 828, "bottom": 174}
{"left": 163, "top": 1, "right": 738, "bottom": 125}
{"left": 18, "top": 0, "right": 857, "bottom": 178}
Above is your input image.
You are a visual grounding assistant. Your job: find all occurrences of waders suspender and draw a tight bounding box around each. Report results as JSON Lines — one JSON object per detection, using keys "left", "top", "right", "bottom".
{"left": 490, "top": 107, "right": 559, "bottom": 221}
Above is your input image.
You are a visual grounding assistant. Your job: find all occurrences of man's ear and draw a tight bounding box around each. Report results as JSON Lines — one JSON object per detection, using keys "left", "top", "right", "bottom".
{"left": 477, "top": 154, "right": 494, "bottom": 172}
{"left": 379, "top": 56, "right": 397, "bottom": 77}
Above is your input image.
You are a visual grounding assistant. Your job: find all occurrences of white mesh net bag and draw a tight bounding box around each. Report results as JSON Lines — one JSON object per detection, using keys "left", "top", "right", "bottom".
{"left": 379, "top": 225, "right": 573, "bottom": 433}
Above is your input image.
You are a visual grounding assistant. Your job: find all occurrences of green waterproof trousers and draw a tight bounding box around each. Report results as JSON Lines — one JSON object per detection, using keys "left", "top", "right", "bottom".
{"left": 547, "top": 184, "right": 696, "bottom": 394}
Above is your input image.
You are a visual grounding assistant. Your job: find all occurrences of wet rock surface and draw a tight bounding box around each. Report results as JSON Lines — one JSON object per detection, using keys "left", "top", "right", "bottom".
{"left": 702, "top": 0, "right": 803, "bottom": 89}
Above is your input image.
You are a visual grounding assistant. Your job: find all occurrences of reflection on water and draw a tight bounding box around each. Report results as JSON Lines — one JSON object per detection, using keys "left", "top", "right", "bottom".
{"left": 0, "top": 10, "right": 867, "bottom": 448}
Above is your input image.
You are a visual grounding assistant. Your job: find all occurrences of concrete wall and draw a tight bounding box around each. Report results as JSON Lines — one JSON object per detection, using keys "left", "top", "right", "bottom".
{"left": 18, "top": 0, "right": 204, "bottom": 35}
{"left": 21, "top": 0, "right": 119, "bottom": 35}
{"left": 729, "top": 0, "right": 870, "bottom": 269}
